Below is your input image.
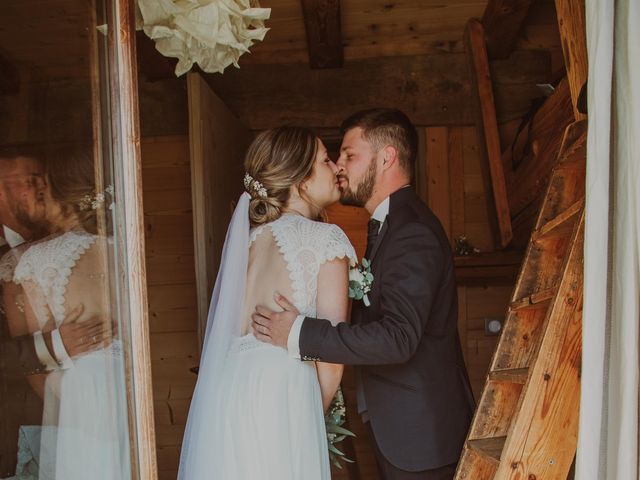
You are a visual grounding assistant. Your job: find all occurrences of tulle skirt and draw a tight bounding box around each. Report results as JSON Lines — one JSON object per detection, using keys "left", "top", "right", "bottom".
{"left": 203, "top": 334, "right": 330, "bottom": 480}
{"left": 39, "top": 343, "right": 130, "bottom": 480}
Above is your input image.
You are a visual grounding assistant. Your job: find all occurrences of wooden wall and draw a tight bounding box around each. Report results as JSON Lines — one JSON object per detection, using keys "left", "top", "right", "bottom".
{"left": 141, "top": 135, "right": 199, "bottom": 480}
{"left": 416, "top": 125, "right": 515, "bottom": 399}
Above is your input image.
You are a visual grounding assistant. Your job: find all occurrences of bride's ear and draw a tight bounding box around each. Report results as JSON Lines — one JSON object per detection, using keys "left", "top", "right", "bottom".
{"left": 294, "top": 182, "right": 308, "bottom": 196}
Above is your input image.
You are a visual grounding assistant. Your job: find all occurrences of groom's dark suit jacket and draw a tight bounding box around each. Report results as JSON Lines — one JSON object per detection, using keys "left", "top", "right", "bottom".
{"left": 300, "top": 187, "right": 475, "bottom": 472}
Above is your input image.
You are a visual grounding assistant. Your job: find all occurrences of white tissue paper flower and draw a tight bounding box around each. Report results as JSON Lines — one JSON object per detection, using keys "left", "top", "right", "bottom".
{"left": 137, "top": 0, "right": 271, "bottom": 76}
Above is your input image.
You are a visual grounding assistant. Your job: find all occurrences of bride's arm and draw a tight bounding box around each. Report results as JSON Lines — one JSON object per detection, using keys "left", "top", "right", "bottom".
{"left": 315, "top": 257, "right": 349, "bottom": 411}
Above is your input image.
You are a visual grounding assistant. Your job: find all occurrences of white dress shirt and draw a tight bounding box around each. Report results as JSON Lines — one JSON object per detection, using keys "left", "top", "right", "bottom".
{"left": 3, "top": 225, "right": 25, "bottom": 248}
{"left": 370, "top": 196, "right": 390, "bottom": 231}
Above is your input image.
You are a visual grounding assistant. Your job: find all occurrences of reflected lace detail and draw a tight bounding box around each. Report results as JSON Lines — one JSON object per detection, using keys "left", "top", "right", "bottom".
{"left": 13, "top": 230, "right": 97, "bottom": 325}
{"left": 0, "top": 242, "right": 30, "bottom": 282}
{"left": 83, "top": 339, "right": 123, "bottom": 359}
{"left": 0, "top": 252, "right": 17, "bottom": 282}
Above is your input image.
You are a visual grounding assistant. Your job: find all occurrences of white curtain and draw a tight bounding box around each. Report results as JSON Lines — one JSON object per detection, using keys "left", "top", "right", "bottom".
{"left": 577, "top": 0, "right": 640, "bottom": 478}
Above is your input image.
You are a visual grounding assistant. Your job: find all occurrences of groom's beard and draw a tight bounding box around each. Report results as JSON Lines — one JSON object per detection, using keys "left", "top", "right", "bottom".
{"left": 14, "top": 202, "right": 50, "bottom": 240}
{"left": 339, "top": 159, "right": 377, "bottom": 208}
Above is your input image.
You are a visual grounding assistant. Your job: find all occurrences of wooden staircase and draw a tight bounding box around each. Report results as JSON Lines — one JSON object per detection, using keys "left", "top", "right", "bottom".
{"left": 455, "top": 120, "right": 587, "bottom": 480}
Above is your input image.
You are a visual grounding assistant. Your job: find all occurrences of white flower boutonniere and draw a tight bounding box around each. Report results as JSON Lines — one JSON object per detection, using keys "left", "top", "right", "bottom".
{"left": 348, "top": 258, "right": 374, "bottom": 307}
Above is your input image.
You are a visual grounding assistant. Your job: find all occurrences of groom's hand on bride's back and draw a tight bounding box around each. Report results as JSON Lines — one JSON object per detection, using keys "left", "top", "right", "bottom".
{"left": 251, "top": 293, "right": 299, "bottom": 349}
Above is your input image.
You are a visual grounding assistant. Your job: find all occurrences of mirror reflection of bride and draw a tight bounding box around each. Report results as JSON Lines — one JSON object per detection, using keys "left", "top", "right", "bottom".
{"left": 12, "top": 146, "right": 130, "bottom": 479}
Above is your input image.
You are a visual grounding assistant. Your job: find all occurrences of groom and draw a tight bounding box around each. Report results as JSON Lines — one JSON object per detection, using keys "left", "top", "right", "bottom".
{"left": 253, "top": 108, "right": 474, "bottom": 479}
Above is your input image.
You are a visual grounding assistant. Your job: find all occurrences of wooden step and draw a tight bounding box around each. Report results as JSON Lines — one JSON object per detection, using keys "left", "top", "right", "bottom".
{"left": 510, "top": 287, "right": 556, "bottom": 311}
{"left": 532, "top": 198, "right": 583, "bottom": 242}
{"left": 489, "top": 368, "right": 529, "bottom": 384}
{"left": 467, "top": 437, "right": 506, "bottom": 466}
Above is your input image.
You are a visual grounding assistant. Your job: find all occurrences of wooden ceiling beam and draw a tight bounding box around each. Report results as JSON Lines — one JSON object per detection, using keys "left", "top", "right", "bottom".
{"left": 481, "top": 0, "right": 535, "bottom": 59}
{"left": 300, "top": 0, "right": 343, "bottom": 69}
{"left": 464, "top": 18, "right": 513, "bottom": 249}
{"left": 204, "top": 50, "right": 549, "bottom": 129}
{"left": 507, "top": 78, "right": 574, "bottom": 216}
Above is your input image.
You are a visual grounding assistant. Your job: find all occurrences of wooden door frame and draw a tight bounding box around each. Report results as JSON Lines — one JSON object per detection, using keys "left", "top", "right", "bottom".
{"left": 187, "top": 72, "right": 251, "bottom": 347}
{"left": 186, "top": 72, "right": 209, "bottom": 348}
{"left": 109, "top": 0, "right": 157, "bottom": 478}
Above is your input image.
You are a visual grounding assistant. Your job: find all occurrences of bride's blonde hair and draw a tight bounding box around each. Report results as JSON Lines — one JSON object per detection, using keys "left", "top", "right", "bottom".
{"left": 44, "top": 143, "right": 99, "bottom": 234}
{"left": 244, "top": 126, "right": 318, "bottom": 227}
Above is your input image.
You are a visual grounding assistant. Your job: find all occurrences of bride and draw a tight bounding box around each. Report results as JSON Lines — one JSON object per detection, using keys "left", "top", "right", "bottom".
{"left": 178, "top": 126, "right": 357, "bottom": 479}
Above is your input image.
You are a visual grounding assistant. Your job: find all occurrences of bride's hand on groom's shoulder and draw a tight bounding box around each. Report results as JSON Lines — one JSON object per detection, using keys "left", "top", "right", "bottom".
{"left": 251, "top": 293, "right": 299, "bottom": 349}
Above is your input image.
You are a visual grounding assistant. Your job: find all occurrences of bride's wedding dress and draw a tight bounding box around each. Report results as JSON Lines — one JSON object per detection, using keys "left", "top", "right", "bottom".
{"left": 10, "top": 230, "right": 130, "bottom": 480}
{"left": 179, "top": 195, "right": 356, "bottom": 480}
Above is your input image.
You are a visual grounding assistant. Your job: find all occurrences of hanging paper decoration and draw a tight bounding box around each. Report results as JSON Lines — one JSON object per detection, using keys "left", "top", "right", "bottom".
{"left": 137, "top": 0, "right": 271, "bottom": 76}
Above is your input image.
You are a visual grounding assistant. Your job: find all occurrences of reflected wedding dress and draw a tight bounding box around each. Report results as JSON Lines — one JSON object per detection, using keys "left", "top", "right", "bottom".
{"left": 179, "top": 194, "right": 356, "bottom": 480}
{"left": 9, "top": 230, "right": 130, "bottom": 480}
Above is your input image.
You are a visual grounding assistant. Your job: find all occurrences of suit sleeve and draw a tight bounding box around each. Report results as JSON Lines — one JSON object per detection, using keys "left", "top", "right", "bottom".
{"left": 300, "top": 222, "right": 444, "bottom": 365}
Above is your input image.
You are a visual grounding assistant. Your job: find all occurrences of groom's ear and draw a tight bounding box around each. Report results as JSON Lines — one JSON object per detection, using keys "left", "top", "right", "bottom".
{"left": 381, "top": 145, "right": 398, "bottom": 171}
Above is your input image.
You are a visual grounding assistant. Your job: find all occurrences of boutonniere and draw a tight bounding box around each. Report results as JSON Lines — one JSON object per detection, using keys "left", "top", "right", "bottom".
{"left": 348, "top": 258, "right": 374, "bottom": 307}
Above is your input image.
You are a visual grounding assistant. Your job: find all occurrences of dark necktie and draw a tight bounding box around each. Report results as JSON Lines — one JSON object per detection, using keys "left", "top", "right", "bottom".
{"left": 365, "top": 218, "right": 381, "bottom": 259}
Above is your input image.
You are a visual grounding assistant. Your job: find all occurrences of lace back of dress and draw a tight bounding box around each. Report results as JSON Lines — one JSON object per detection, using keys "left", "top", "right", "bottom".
{"left": 241, "top": 226, "right": 296, "bottom": 335}
{"left": 241, "top": 215, "right": 357, "bottom": 335}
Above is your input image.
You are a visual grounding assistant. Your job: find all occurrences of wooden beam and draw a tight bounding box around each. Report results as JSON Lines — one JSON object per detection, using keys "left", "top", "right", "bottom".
{"left": 205, "top": 51, "right": 550, "bottom": 129}
{"left": 464, "top": 19, "right": 513, "bottom": 249}
{"left": 554, "top": 0, "right": 588, "bottom": 120}
{"left": 506, "top": 78, "right": 574, "bottom": 218}
{"left": 113, "top": 0, "right": 158, "bottom": 477}
{"left": 481, "top": 0, "right": 535, "bottom": 59}
{"left": 300, "top": 0, "right": 343, "bottom": 69}
{"left": 454, "top": 250, "right": 523, "bottom": 286}
{"left": 187, "top": 72, "right": 252, "bottom": 346}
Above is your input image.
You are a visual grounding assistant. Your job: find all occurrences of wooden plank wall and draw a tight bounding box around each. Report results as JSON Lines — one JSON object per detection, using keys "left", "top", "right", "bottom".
{"left": 141, "top": 136, "right": 199, "bottom": 480}
{"left": 417, "top": 126, "right": 513, "bottom": 400}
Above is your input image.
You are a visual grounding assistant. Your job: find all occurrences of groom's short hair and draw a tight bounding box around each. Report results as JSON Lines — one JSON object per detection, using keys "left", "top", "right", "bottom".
{"left": 340, "top": 108, "right": 418, "bottom": 181}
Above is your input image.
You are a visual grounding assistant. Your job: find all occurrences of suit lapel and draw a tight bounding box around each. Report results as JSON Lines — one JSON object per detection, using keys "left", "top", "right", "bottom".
{"left": 368, "top": 217, "right": 388, "bottom": 262}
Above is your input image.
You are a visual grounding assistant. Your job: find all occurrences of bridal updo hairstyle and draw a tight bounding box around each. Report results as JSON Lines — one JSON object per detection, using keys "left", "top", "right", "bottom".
{"left": 44, "top": 143, "right": 99, "bottom": 234}
{"left": 244, "top": 126, "right": 318, "bottom": 227}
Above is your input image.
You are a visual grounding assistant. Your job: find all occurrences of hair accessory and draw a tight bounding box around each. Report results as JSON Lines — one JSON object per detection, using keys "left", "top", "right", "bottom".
{"left": 243, "top": 173, "right": 268, "bottom": 199}
{"left": 78, "top": 185, "right": 114, "bottom": 211}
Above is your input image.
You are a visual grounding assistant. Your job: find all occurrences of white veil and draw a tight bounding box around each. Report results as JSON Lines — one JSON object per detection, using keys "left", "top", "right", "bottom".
{"left": 177, "top": 192, "right": 250, "bottom": 479}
